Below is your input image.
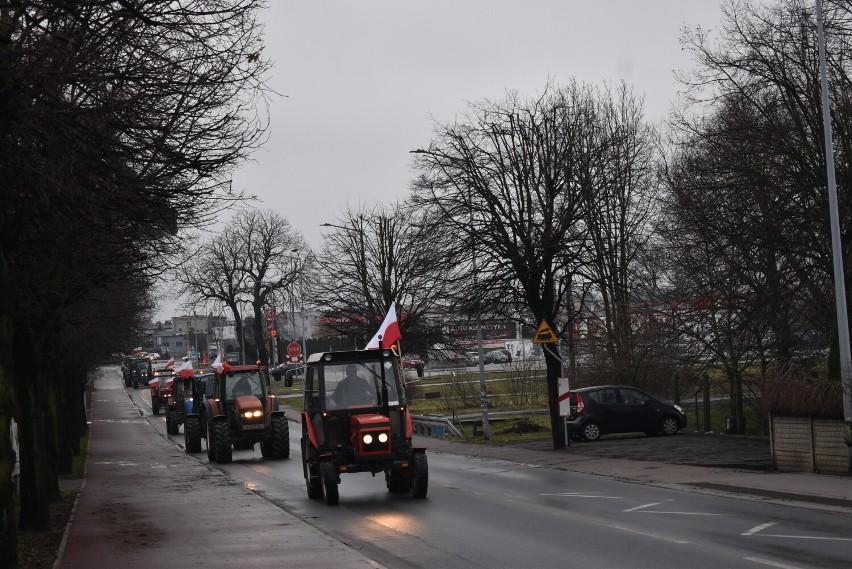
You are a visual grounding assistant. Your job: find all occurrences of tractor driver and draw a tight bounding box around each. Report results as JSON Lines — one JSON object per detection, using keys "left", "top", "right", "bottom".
{"left": 329, "top": 364, "right": 376, "bottom": 408}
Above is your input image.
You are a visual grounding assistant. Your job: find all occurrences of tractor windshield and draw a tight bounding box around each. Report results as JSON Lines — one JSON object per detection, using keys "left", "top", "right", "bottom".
{"left": 226, "top": 371, "right": 265, "bottom": 399}
{"left": 323, "top": 360, "right": 400, "bottom": 409}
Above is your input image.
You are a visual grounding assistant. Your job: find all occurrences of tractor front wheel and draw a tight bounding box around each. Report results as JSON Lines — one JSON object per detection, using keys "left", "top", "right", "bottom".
{"left": 411, "top": 453, "right": 428, "bottom": 499}
{"left": 184, "top": 416, "right": 202, "bottom": 453}
{"left": 270, "top": 415, "right": 290, "bottom": 459}
{"left": 168, "top": 410, "right": 180, "bottom": 435}
{"left": 206, "top": 422, "right": 215, "bottom": 461}
{"left": 320, "top": 461, "right": 339, "bottom": 506}
{"left": 213, "top": 420, "right": 232, "bottom": 464}
{"left": 302, "top": 439, "right": 322, "bottom": 499}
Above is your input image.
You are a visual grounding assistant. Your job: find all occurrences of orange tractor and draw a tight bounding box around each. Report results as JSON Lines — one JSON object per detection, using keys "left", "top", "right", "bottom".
{"left": 200, "top": 363, "right": 289, "bottom": 463}
{"left": 301, "top": 348, "right": 428, "bottom": 505}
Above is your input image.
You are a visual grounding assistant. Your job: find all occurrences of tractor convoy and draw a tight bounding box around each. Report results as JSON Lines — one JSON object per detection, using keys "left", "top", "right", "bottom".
{"left": 124, "top": 345, "right": 427, "bottom": 505}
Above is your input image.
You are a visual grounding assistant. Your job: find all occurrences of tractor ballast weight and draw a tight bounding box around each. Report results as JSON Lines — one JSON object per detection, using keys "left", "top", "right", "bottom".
{"left": 201, "top": 364, "right": 289, "bottom": 464}
{"left": 301, "top": 348, "right": 428, "bottom": 505}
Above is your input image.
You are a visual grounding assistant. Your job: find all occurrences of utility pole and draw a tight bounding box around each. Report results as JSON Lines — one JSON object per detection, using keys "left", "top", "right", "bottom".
{"left": 815, "top": 0, "right": 852, "bottom": 464}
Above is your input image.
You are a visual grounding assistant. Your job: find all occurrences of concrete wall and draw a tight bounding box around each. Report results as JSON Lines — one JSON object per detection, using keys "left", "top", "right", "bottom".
{"left": 770, "top": 416, "right": 850, "bottom": 475}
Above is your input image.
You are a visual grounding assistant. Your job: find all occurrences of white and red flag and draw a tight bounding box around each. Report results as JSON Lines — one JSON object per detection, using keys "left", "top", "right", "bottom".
{"left": 366, "top": 302, "right": 401, "bottom": 349}
{"left": 173, "top": 359, "right": 194, "bottom": 379}
{"left": 211, "top": 353, "right": 224, "bottom": 373}
{"left": 163, "top": 358, "right": 175, "bottom": 369}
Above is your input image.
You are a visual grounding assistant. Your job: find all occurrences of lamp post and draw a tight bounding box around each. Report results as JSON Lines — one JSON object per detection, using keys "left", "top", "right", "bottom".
{"left": 815, "top": 0, "right": 852, "bottom": 456}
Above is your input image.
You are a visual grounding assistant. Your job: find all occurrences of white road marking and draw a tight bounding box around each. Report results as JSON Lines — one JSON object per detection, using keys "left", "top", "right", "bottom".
{"left": 761, "top": 534, "right": 852, "bottom": 542}
{"left": 743, "top": 521, "right": 780, "bottom": 535}
{"left": 539, "top": 492, "right": 621, "bottom": 498}
{"left": 609, "top": 524, "right": 690, "bottom": 544}
{"left": 624, "top": 501, "right": 666, "bottom": 512}
{"left": 744, "top": 556, "right": 803, "bottom": 569}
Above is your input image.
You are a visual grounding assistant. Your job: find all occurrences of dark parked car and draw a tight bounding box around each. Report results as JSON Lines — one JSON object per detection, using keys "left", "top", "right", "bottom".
{"left": 483, "top": 349, "right": 510, "bottom": 364}
{"left": 565, "top": 385, "right": 687, "bottom": 441}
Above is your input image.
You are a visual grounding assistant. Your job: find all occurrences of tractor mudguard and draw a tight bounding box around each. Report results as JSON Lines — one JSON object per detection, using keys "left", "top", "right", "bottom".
{"left": 302, "top": 411, "right": 319, "bottom": 448}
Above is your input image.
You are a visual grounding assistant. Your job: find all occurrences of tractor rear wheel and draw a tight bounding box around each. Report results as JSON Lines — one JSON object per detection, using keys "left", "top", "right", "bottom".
{"left": 184, "top": 416, "right": 202, "bottom": 453}
{"left": 411, "top": 453, "right": 428, "bottom": 498}
{"left": 213, "top": 420, "right": 232, "bottom": 464}
{"left": 270, "top": 415, "right": 290, "bottom": 459}
{"left": 320, "top": 461, "right": 339, "bottom": 506}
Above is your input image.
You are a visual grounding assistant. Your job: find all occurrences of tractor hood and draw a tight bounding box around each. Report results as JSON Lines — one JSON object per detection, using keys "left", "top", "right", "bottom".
{"left": 349, "top": 413, "right": 390, "bottom": 429}
{"left": 234, "top": 395, "right": 263, "bottom": 412}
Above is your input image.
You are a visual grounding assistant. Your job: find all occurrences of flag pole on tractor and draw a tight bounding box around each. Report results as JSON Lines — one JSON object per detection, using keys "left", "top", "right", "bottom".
{"left": 366, "top": 302, "right": 401, "bottom": 350}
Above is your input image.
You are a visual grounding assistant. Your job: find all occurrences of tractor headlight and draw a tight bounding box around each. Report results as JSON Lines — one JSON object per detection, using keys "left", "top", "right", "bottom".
{"left": 363, "top": 434, "right": 373, "bottom": 445}
{"left": 243, "top": 410, "right": 262, "bottom": 418}
{"left": 378, "top": 433, "right": 388, "bottom": 443}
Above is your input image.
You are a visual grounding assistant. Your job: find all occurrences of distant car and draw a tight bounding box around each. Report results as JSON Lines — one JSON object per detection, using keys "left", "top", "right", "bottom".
{"left": 269, "top": 362, "right": 304, "bottom": 381}
{"left": 565, "top": 385, "right": 687, "bottom": 442}
{"left": 483, "top": 349, "right": 510, "bottom": 364}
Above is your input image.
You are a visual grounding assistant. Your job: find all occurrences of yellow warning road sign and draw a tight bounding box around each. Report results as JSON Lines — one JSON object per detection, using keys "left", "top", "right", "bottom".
{"left": 532, "top": 320, "right": 558, "bottom": 344}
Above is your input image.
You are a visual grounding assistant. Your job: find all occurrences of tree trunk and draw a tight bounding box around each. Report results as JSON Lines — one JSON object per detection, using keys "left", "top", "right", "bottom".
{"left": 0, "top": 367, "right": 18, "bottom": 569}
{"left": 13, "top": 319, "right": 52, "bottom": 531}
{"left": 545, "top": 348, "right": 565, "bottom": 450}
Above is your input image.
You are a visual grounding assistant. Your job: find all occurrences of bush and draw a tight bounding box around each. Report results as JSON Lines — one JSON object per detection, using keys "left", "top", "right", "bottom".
{"left": 762, "top": 362, "right": 843, "bottom": 419}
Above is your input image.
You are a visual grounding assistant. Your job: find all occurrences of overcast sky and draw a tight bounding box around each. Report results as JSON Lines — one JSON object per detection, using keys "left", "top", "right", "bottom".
{"left": 159, "top": 0, "right": 729, "bottom": 320}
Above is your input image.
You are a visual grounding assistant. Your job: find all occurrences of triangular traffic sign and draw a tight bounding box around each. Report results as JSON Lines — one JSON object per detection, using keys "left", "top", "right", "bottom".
{"left": 532, "top": 320, "right": 558, "bottom": 343}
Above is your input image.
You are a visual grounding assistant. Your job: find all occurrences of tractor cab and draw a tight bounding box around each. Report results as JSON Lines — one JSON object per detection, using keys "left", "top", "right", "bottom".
{"left": 301, "top": 348, "right": 427, "bottom": 505}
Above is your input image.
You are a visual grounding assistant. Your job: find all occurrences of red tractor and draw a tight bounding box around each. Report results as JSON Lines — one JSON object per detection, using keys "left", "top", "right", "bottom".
{"left": 201, "top": 363, "right": 289, "bottom": 464}
{"left": 164, "top": 370, "right": 210, "bottom": 455}
{"left": 301, "top": 348, "right": 428, "bottom": 505}
{"left": 148, "top": 368, "right": 175, "bottom": 416}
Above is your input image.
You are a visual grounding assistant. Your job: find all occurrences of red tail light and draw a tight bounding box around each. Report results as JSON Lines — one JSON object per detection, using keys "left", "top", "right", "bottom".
{"left": 575, "top": 393, "right": 585, "bottom": 413}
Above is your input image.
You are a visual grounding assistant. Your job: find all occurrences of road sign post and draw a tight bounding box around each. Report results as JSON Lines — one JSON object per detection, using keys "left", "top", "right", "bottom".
{"left": 559, "top": 377, "right": 571, "bottom": 448}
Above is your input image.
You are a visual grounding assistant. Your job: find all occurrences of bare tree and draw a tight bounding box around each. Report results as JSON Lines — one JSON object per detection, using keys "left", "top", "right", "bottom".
{"left": 313, "top": 203, "right": 454, "bottom": 356}
{"left": 411, "top": 82, "right": 614, "bottom": 449}
{"left": 0, "top": 2, "right": 273, "bottom": 551}
{"left": 239, "top": 210, "right": 306, "bottom": 366}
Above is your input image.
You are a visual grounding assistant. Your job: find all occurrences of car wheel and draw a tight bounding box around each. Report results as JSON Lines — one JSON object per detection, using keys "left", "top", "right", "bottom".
{"left": 582, "top": 421, "right": 601, "bottom": 441}
{"left": 411, "top": 453, "right": 428, "bottom": 499}
{"left": 660, "top": 416, "right": 679, "bottom": 436}
{"left": 320, "top": 461, "right": 339, "bottom": 506}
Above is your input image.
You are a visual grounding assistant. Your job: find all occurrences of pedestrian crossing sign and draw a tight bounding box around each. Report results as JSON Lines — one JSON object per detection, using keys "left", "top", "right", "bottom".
{"left": 532, "top": 320, "right": 557, "bottom": 344}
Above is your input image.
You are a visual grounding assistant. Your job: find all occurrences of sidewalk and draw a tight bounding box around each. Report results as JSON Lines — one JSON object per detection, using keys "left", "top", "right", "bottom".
{"left": 56, "top": 374, "right": 377, "bottom": 568}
